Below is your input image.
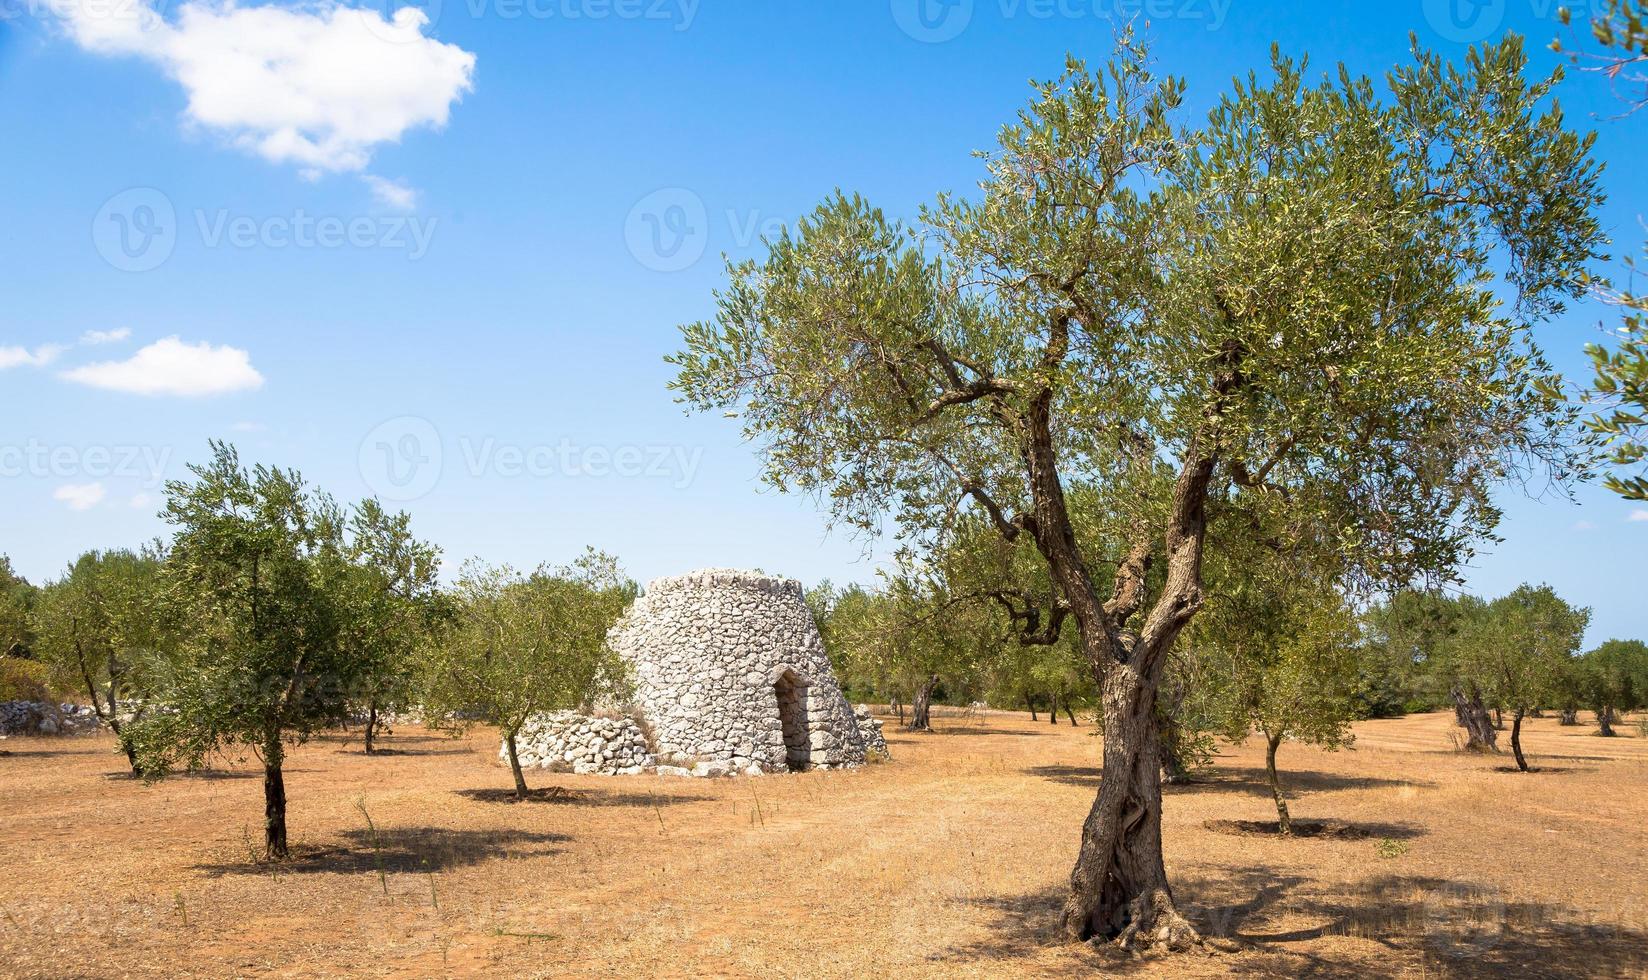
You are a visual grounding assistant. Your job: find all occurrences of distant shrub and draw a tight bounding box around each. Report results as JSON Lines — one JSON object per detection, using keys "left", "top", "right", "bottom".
{"left": 1375, "top": 838, "right": 1409, "bottom": 859}
{"left": 0, "top": 658, "right": 53, "bottom": 703}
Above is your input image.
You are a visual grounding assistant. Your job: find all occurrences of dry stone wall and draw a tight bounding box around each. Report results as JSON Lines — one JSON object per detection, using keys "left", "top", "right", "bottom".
{"left": 503, "top": 711, "right": 654, "bottom": 775}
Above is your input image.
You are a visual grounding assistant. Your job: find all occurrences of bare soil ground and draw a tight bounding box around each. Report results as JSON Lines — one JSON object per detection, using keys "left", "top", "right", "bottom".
{"left": 2, "top": 710, "right": 1646, "bottom": 978}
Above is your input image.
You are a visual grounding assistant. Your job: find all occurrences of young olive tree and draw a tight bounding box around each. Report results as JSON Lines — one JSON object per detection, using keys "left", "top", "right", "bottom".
{"left": 421, "top": 551, "right": 634, "bottom": 799}
{"left": 1456, "top": 585, "right": 1590, "bottom": 770}
{"left": 1579, "top": 638, "right": 1648, "bottom": 735}
{"left": 337, "top": 499, "right": 446, "bottom": 754}
{"left": 1189, "top": 546, "right": 1362, "bottom": 834}
{"left": 131, "top": 442, "right": 359, "bottom": 860}
{"left": 33, "top": 547, "right": 173, "bottom": 774}
{"left": 669, "top": 36, "right": 1602, "bottom": 946}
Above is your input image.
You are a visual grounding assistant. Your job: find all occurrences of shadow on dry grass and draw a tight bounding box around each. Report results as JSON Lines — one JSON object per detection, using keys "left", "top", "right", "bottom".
{"left": 455, "top": 786, "right": 710, "bottom": 807}
{"left": 1203, "top": 818, "right": 1423, "bottom": 841}
{"left": 1024, "top": 764, "right": 1433, "bottom": 797}
{"left": 937, "top": 869, "right": 1648, "bottom": 978}
{"left": 197, "top": 827, "right": 569, "bottom": 876}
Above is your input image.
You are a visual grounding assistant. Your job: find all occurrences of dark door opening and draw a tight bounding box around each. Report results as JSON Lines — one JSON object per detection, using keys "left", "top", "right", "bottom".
{"left": 774, "top": 670, "right": 809, "bottom": 772}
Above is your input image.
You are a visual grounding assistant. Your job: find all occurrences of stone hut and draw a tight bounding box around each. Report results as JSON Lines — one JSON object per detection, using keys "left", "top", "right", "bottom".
{"left": 609, "top": 568, "right": 875, "bottom": 774}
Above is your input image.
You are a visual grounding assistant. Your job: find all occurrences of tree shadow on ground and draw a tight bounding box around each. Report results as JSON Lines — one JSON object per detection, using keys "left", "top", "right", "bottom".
{"left": 936, "top": 867, "right": 1648, "bottom": 978}
{"left": 196, "top": 827, "right": 569, "bottom": 877}
{"left": 1023, "top": 764, "right": 1433, "bottom": 797}
{"left": 1204, "top": 819, "right": 1425, "bottom": 841}
{"left": 922, "top": 727, "right": 1053, "bottom": 737}
{"left": 455, "top": 786, "right": 710, "bottom": 807}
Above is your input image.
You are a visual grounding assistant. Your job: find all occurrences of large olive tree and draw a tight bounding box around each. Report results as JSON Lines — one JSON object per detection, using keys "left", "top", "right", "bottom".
{"left": 670, "top": 37, "right": 1602, "bottom": 947}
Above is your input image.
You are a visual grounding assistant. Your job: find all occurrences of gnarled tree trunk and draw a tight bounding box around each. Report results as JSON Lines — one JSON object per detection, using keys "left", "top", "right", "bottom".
{"left": 1049, "top": 689, "right": 1060, "bottom": 725}
{"left": 1451, "top": 686, "right": 1498, "bottom": 752}
{"left": 1598, "top": 707, "right": 1617, "bottom": 737}
{"left": 1559, "top": 709, "right": 1578, "bottom": 726}
{"left": 364, "top": 702, "right": 380, "bottom": 755}
{"left": 907, "top": 674, "right": 938, "bottom": 732}
{"left": 1059, "top": 662, "right": 1199, "bottom": 948}
{"left": 1028, "top": 693, "right": 1039, "bottom": 721}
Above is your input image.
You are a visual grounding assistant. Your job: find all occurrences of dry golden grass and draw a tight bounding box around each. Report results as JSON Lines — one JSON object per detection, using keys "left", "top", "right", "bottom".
{"left": 2, "top": 709, "right": 1646, "bottom": 978}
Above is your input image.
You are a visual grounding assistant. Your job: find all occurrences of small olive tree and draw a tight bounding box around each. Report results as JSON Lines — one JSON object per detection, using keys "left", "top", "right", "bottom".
{"left": 1191, "top": 564, "right": 1361, "bottom": 834}
{"left": 130, "top": 442, "right": 362, "bottom": 860}
{"left": 1454, "top": 585, "right": 1590, "bottom": 770}
{"left": 1579, "top": 638, "right": 1648, "bottom": 735}
{"left": 421, "top": 551, "right": 634, "bottom": 799}
{"left": 336, "top": 499, "right": 446, "bottom": 754}
{"left": 33, "top": 546, "right": 173, "bottom": 774}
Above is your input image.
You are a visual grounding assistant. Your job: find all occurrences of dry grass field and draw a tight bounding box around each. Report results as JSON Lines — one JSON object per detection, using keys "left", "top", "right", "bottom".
{"left": 2, "top": 709, "right": 1646, "bottom": 978}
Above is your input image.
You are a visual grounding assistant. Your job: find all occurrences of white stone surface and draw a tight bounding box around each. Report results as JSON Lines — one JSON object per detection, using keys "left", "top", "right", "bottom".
{"left": 609, "top": 568, "right": 876, "bottom": 774}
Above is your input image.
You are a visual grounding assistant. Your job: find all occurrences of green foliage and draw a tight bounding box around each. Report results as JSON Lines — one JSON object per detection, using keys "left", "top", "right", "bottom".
{"left": 0, "top": 657, "right": 54, "bottom": 703}
{"left": 1555, "top": 2, "right": 1648, "bottom": 497}
{"left": 1451, "top": 584, "right": 1590, "bottom": 717}
{"left": 420, "top": 550, "right": 635, "bottom": 744}
{"left": 334, "top": 498, "right": 447, "bottom": 738}
{"left": 1189, "top": 563, "right": 1363, "bottom": 753}
{"left": 0, "top": 555, "right": 39, "bottom": 659}
{"left": 1586, "top": 277, "right": 1648, "bottom": 499}
{"left": 671, "top": 36, "right": 1601, "bottom": 596}
{"left": 1577, "top": 638, "right": 1648, "bottom": 720}
{"left": 31, "top": 547, "right": 175, "bottom": 766}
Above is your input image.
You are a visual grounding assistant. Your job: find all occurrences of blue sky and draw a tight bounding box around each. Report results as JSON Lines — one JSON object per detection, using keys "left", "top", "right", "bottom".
{"left": 1, "top": 0, "right": 1643, "bottom": 645}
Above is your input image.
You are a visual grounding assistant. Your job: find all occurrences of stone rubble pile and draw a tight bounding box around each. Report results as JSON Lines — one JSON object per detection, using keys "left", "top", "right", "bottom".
{"left": 0, "top": 701, "right": 102, "bottom": 736}
{"left": 503, "top": 711, "right": 655, "bottom": 776}
{"left": 854, "top": 705, "right": 891, "bottom": 761}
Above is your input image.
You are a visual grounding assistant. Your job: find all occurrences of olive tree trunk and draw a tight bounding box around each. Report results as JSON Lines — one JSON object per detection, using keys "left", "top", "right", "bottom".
{"left": 1509, "top": 709, "right": 1530, "bottom": 772}
{"left": 907, "top": 674, "right": 938, "bottom": 732}
{"left": 503, "top": 728, "right": 530, "bottom": 798}
{"left": 1264, "top": 730, "right": 1292, "bottom": 835}
{"left": 363, "top": 702, "right": 380, "bottom": 755}
{"left": 263, "top": 735, "right": 289, "bottom": 860}
{"left": 1451, "top": 686, "right": 1498, "bottom": 752}
{"left": 1559, "top": 708, "right": 1578, "bottom": 726}
{"left": 1598, "top": 707, "right": 1617, "bottom": 737}
{"left": 1048, "top": 689, "right": 1060, "bottom": 725}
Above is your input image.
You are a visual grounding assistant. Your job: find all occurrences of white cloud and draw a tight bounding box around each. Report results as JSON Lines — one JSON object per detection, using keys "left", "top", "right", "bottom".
{"left": 80, "top": 327, "right": 132, "bottom": 345}
{"left": 61, "top": 336, "right": 264, "bottom": 397}
{"left": 129, "top": 492, "right": 158, "bottom": 509}
{"left": 230, "top": 420, "right": 267, "bottom": 432}
{"left": 58, "top": 1, "right": 475, "bottom": 175}
{"left": 1631, "top": 510, "right": 1648, "bottom": 523}
{"left": 363, "top": 174, "right": 418, "bottom": 210}
{"left": 0, "top": 344, "right": 67, "bottom": 369}
{"left": 55, "top": 482, "right": 107, "bottom": 511}
{"left": 1572, "top": 520, "right": 1597, "bottom": 531}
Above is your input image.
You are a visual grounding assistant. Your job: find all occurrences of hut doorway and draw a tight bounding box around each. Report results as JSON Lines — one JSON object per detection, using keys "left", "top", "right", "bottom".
{"left": 773, "top": 670, "right": 809, "bottom": 771}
